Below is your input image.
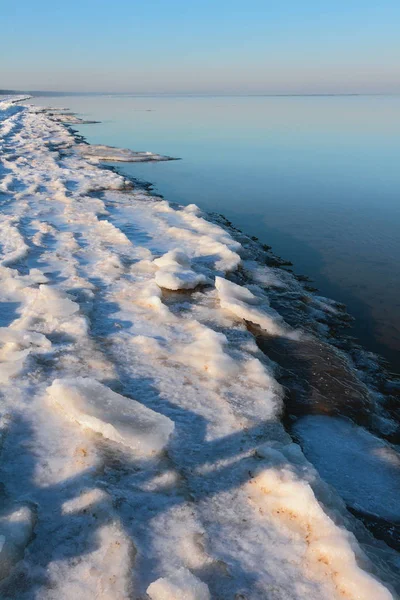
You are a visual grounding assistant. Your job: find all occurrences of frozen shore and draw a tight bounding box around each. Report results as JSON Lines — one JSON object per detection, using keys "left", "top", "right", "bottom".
{"left": 0, "top": 97, "right": 399, "bottom": 599}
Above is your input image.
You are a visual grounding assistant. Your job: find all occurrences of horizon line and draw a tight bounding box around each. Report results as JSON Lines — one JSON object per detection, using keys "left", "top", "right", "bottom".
{"left": 2, "top": 89, "right": 400, "bottom": 98}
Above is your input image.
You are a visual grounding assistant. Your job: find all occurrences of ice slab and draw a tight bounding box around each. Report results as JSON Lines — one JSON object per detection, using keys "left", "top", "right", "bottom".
{"left": 293, "top": 415, "right": 400, "bottom": 521}
{"left": 76, "top": 143, "right": 177, "bottom": 162}
{"left": 47, "top": 378, "right": 174, "bottom": 454}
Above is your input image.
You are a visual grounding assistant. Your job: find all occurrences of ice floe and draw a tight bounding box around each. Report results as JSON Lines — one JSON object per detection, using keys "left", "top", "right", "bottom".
{"left": 76, "top": 143, "right": 177, "bottom": 162}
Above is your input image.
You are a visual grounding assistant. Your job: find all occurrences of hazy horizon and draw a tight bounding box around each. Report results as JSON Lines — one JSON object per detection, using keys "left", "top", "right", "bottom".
{"left": 2, "top": 0, "right": 400, "bottom": 95}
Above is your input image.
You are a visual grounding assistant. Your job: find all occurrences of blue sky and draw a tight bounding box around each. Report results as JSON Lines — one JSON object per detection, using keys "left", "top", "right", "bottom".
{"left": 2, "top": 0, "right": 400, "bottom": 93}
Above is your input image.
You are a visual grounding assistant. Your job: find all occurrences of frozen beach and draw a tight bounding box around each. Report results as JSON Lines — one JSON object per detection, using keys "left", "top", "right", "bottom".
{"left": 0, "top": 97, "right": 399, "bottom": 599}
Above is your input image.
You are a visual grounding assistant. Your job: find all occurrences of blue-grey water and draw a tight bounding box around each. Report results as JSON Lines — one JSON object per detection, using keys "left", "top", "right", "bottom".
{"left": 30, "top": 95, "right": 400, "bottom": 374}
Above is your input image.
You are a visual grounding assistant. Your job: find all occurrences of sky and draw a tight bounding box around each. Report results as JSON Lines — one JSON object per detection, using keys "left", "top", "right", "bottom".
{"left": 2, "top": 0, "right": 400, "bottom": 94}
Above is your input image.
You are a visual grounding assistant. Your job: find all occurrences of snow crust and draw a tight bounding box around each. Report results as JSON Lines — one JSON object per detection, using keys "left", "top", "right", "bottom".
{"left": 0, "top": 98, "right": 396, "bottom": 599}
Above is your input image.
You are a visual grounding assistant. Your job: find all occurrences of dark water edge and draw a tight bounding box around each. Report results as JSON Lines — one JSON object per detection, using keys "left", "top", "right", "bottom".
{"left": 65, "top": 121, "right": 400, "bottom": 574}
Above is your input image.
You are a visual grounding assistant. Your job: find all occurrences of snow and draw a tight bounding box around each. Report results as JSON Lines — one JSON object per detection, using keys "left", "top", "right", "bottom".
{"left": 293, "top": 416, "right": 400, "bottom": 521}
{"left": 154, "top": 249, "right": 208, "bottom": 290}
{"left": 47, "top": 378, "right": 175, "bottom": 454}
{"left": 0, "top": 98, "right": 396, "bottom": 599}
{"left": 147, "top": 568, "right": 211, "bottom": 600}
{"left": 0, "top": 506, "right": 36, "bottom": 581}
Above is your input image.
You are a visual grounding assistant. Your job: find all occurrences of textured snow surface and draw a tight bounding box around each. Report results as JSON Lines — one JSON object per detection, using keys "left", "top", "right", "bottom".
{"left": 0, "top": 99, "right": 396, "bottom": 599}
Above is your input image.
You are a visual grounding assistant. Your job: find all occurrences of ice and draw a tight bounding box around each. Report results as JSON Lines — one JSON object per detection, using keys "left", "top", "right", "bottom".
{"left": 76, "top": 143, "right": 177, "bottom": 162}
{"left": 215, "top": 276, "right": 298, "bottom": 337}
{"left": 147, "top": 568, "right": 210, "bottom": 600}
{"left": 247, "top": 444, "right": 394, "bottom": 600}
{"left": 0, "top": 217, "right": 29, "bottom": 267}
{"left": 293, "top": 416, "right": 400, "bottom": 521}
{"left": 0, "top": 506, "right": 36, "bottom": 581}
{"left": 173, "top": 322, "right": 239, "bottom": 379}
{"left": 0, "top": 97, "right": 395, "bottom": 599}
{"left": 47, "top": 378, "right": 175, "bottom": 454}
{"left": 154, "top": 249, "right": 208, "bottom": 290}
{"left": 47, "top": 112, "right": 99, "bottom": 125}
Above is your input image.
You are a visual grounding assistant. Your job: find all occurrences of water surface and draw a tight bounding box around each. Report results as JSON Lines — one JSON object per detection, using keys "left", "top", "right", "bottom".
{"left": 30, "top": 95, "right": 400, "bottom": 374}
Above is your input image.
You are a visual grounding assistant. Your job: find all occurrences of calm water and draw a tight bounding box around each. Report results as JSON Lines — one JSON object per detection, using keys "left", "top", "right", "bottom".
{"left": 30, "top": 95, "right": 400, "bottom": 374}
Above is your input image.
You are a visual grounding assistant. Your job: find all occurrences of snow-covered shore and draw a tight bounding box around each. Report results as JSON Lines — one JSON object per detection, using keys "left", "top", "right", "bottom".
{"left": 0, "top": 98, "right": 398, "bottom": 599}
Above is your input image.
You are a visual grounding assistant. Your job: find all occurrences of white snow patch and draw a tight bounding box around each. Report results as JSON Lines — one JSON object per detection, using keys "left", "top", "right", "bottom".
{"left": 147, "top": 568, "right": 210, "bottom": 600}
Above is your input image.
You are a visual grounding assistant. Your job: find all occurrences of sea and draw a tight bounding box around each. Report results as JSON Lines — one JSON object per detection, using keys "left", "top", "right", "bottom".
{"left": 29, "top": 94, "right": 400, "bottom": 375}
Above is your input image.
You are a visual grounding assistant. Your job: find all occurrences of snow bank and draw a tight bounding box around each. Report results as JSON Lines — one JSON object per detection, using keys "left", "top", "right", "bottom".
{"left": 47, "top": 378, "right": 174, "bottom": 454}
{"left": 147, "top": 568, "right": 210, "bottom": 600}
{"left": 154, "top": 250, "right": 207, "bottom": 290}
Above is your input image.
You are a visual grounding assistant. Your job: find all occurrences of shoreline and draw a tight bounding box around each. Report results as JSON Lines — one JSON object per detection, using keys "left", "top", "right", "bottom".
{"left": 53, "top": 104, "right": 400, "bottom": 548}
{"left": 55, "top": 105, "right": 400, "bottom": 551}
{"left": 0, "top": 97, "right": 399, "bottom": 598}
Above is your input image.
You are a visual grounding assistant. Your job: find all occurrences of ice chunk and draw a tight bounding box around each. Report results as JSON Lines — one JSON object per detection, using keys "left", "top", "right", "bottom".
{"left": 0, "top": 506, "right": 36, "bottom": 581}
{"left": 215, "top": 276, "right": 296, "bottom": 337}
{"left": 147, "top": 568, "right": 210, "bottom": 600}
{"left": 0, "top": 328, "right": 51, "bottom": 352}
{"left": 0, "top": 328, "right": 52, "bottom": 383}
{"left": 34, "top": 285, "right": 79, "bottom": 318}
{"left": 47, "top": 378, "right": 174, "bottom": 454}
{"left": 154, "top": 250, "right": 207, "bottom": 290}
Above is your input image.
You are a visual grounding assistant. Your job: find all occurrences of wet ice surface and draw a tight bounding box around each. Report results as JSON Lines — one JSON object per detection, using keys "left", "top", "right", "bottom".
{"left": 293, "top": 416, "right": 400, "bottom": 546}
{"left": 0, "top": 99, "right": 398, "bottom": 599}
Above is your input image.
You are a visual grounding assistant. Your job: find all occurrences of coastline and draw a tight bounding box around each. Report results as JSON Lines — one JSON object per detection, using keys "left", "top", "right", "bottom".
{"left": 0, "top": 97, "right": 399, "bottom": 598}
